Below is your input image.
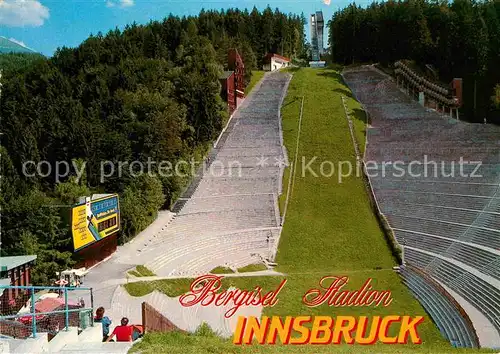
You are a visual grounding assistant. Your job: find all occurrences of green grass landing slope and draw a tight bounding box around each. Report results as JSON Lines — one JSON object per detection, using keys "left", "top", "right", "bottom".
{"left": 130, "top": 68, "right": 488, "bottom": 353}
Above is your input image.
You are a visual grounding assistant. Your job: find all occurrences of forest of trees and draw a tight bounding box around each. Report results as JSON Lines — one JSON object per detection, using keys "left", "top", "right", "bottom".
{"left": 0, "top": 8, "right": 306, "bottom": 284}
{"left": 329, "top": 0, "right": 500, "bottom": 122}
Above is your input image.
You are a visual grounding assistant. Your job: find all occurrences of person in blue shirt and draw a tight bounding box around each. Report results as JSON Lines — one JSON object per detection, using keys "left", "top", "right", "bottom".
{"left": 94, "top": 307, "right": 112, "bottom": 341}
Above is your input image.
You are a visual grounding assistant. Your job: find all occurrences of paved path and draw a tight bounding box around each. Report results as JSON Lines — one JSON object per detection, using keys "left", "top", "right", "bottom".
{"left": 84, "top": 72, "right": 291, "bottom": 336}
{"left": 84, "top": 210, "right": 176, "bottom": 309}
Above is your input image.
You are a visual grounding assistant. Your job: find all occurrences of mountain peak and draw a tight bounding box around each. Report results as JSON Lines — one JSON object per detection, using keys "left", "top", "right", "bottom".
{"left": 0, "top": 37, "right": 36, "bottom": 54}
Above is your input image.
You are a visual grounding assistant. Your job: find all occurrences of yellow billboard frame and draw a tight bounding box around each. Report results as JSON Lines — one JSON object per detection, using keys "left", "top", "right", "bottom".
{"left": 71, "top": 194, "right": 120, "bottom": 252}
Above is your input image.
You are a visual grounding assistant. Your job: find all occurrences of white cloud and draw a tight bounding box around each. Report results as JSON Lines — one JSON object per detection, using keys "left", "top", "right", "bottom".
{"left": 105, "top": 0, "right": 134, "bottom": 8}
{"left": 0, "top": 0, "right": 49, "bottom": 27}
{"left": 120, "top": 0, "right": 134, "bottom": 7}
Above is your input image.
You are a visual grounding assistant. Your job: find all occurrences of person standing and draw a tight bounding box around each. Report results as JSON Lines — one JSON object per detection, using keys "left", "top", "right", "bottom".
{"left": 94, "top": 307, "right": 112, "bottom": 341}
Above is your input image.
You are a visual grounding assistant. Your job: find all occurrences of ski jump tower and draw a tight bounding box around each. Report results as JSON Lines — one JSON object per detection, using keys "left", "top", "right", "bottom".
{"left": 310, "top": 11, "right": 326, "bottom": 67}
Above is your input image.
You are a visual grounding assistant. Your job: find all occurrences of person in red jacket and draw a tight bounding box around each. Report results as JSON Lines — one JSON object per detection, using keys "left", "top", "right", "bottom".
{"left": 105, "top": 317, "right": 133, "bottom": 342}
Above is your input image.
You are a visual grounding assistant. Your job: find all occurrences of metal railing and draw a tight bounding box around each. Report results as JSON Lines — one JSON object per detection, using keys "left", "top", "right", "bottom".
{"left": 0, "top": 285, "right": 94, "bottom": 338}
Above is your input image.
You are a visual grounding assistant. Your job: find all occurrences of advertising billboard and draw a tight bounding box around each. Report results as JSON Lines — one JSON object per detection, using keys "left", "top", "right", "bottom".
{"left": 71, "top": 194, "right": 120, "bottom": 252}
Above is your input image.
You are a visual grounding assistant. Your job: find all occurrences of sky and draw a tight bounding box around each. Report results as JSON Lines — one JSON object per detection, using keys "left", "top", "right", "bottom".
{"left": 0, "top": 0, "right": 368, "bottom": 57}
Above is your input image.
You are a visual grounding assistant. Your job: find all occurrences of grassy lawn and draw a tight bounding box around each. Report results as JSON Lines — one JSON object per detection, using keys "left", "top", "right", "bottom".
{"left": 137, "top": 265, "right": 156, "bottom": 276}
{"left": 128, "top": 270, "right": 141, "bottom": 277}
{"left": 130, "top": 68, "right": 484, "bottom": 353}
{"left": 128, "top": 273, "right": 447, "bottom": 350}
{"left": 132, "top": 329, "right": 489, "bottom": 354}
{"left": 245, "top": 70, "right": 265, "bottom": 95}
{"left": 128, "top": 265, "right": 156, "bottom": 277}
{"left": 237, "top": 263, "right": 268, "bottom": 273}
{"left": 124, "top": 278, "right": 192, "bottom": 297}
{"left": 210, "top": 266, "right": 234, "bottom": 274}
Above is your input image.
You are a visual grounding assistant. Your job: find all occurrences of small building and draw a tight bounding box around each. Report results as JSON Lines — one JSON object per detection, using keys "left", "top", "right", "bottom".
{"left": 219, "top": 49, "right": 247, "bottom": 117}
{"left": 263, "top": 53, "right": 291, "bottom": 72}
{"left": 228, "top": 49, "right": 245, "bottom": 102}
{"left": 219, "top": 71, "right": 236, "bottom": 117}
{"left": 0, "top": 255, "right": 37, "bottom": 306}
